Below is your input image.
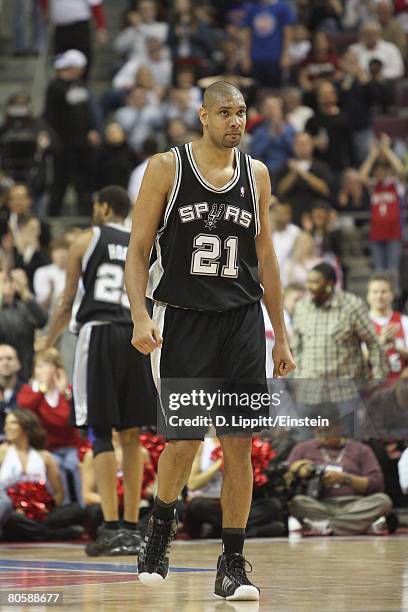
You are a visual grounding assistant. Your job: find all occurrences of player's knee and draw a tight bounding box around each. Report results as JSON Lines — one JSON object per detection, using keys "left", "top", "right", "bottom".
{"left": 92, "top": 432, "right": 114, "bottom": 457}
{"left": 167, "top": 439, "right": 201, "bottom": 459}
{"left": 119, "top": 427, "right": 140, "bottom": 446}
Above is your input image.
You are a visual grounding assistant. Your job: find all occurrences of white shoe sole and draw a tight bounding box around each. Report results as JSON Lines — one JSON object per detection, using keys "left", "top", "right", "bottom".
{"left": 214, "top": 585, "right": 260, "bottom": 601}
{"left": 138, "top": 571, "right": 168, "bottom": 586}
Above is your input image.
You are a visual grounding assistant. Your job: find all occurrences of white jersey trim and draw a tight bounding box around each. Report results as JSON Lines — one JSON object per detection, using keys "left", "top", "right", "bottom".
{"left": 82, "top": 226, "right": 101, "bottom": 272}
{"left": 158, "top": 147, "right": 182, "bottom": 235}
{"left": 105, "top": 222, "right": 130, "bottom": 233}
{"left": 186, "top": 142, "right": 241, "bottom": 193}
{"left": 150, "top": 302, "right": 167, "bottom": 424}
{"left": 147, "top": 237, "right": 164, "bottom": 299}
{"left": 69, "top": 227, "right": 101, "bottom": 334}
{"left": 245, "top": 154, "right": 260, "bottom": 236}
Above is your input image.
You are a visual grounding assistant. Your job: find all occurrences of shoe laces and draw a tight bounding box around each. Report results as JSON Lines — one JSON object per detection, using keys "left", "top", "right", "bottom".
{"left": 144, "top": 519, "right": 176, "bottom": 563}
{"left": 226, "top": 554, "right": 253, "bottom": 584}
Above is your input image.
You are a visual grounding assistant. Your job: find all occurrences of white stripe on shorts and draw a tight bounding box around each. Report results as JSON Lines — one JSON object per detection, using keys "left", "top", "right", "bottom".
{"left": 72, "top": 322, "right": 107, "bottom": 426}
{"left": 151, "top": 302, "right": 167, "bottom": 424}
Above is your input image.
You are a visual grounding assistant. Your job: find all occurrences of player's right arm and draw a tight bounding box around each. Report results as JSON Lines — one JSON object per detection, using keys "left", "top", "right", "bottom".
{"left": 125, "top": 152, "right": 175, "bottom": 354}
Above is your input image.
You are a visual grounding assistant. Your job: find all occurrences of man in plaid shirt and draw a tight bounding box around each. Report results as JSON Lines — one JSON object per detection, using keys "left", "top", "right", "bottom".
{"left": 292, "top": 262, "right": 387, "bottom": 409}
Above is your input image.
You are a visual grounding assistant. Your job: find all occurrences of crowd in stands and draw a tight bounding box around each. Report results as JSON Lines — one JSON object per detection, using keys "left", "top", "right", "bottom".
{"left": 0, "top": 0, "right": 408, "bottom": 543}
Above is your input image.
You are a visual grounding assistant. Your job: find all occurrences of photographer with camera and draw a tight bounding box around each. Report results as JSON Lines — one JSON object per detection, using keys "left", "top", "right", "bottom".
{"left": 285, "top": 406, "right": 392, "bottom": 535}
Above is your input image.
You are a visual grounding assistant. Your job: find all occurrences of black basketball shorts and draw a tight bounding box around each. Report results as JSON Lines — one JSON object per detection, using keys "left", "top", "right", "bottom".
{"left": 151, "top": 301, "right": 267, "bottom": 439}
{"left": 72, "top": 322, "right": 156, "bottom": 430}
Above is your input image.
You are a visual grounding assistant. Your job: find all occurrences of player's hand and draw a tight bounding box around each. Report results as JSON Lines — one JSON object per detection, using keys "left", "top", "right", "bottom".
{"left": 131, "top": 317, "right": 163, "bottom": 354}
{"left": 272, "top": 339, "right": 296, "bottom": 378}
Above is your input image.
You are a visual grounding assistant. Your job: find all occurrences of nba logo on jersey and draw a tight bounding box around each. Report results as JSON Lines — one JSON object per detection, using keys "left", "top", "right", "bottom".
{"left": 240, "top": 186, "right": 245, "bottom": 197}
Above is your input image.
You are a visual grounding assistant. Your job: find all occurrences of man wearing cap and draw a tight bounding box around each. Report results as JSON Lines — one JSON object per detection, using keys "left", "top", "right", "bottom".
{"left": 44, "top": 49, "right": 100, "bottom": 217}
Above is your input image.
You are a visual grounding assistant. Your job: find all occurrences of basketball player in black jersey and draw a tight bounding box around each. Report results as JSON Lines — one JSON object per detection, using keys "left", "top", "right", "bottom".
{"left": 40, "top": 186, "right": 156, "bottom": 557}
{"left": 125, "top": 82, "right": 295, "bottom": 601}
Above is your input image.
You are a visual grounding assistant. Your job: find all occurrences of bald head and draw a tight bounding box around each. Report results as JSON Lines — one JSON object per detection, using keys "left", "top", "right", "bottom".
{"left": 203, "top": 81, "right": 244, "bottom": 109}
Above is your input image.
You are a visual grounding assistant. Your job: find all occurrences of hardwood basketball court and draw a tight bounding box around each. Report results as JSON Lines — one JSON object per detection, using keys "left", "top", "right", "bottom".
{"left": 1, "top": 536, "right": 407, "bottom": 611}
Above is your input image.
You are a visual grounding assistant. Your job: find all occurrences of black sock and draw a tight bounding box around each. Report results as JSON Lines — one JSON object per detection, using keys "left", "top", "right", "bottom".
{"left": 153, "top": 496, "right": 177, "bottom": 521}
{"left": 103, "top": 520, "right": 120, "bottom": 531}
{"left": 222, "top": 528, "right": 245, "bottom": 555}
{"left": 121, "top": 520, "right": 138, "bottom": 531}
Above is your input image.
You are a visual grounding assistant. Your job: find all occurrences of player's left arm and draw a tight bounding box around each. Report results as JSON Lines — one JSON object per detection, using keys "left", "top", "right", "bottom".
{"left": 38, "top": 230, "right": 93, "bottom": 350}
{"left": 253, "top": 160, "right": 296, "bottom": 378}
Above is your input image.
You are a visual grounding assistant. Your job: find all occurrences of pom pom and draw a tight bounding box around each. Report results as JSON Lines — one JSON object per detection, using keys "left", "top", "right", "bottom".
{"left": 7, "top": 481, "right": 55, "bottom": 522}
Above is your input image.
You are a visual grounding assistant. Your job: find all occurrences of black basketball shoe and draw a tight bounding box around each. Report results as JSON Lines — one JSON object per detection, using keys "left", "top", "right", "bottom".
{"left": 214, "top": 553, "right": 260, "bottom": 601}
{"left": 85, "top": 527, "right": 127, "bottom": 557}
{"left": 120, "top": 528, "right": 143, "bottom": 555}
{"left": 137, "top": 513, "right": 177, "bottom": 585}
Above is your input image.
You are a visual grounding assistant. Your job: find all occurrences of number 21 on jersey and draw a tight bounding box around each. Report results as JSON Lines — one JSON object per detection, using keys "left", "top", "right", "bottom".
{"left": 191, "top": 234, "right": 238, "bottom": 278}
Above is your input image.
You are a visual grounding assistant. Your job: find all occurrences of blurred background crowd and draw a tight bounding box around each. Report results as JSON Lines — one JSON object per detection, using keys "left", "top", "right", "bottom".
{"left": 0, "top": 0, "right": 408, "bottom": 543}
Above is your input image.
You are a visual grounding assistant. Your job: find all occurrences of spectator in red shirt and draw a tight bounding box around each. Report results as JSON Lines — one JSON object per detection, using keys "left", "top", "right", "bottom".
{"left": 367, "top": 273, "right": 408, "bottom": 383}
{"left": 359, "top": 134, "right": 406, "bottom": 291}
{"left": 17, "top": 348, "right": 81, "bottom": 504}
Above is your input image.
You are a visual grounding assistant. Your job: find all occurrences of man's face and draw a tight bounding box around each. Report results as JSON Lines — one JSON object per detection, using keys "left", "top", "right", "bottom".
{"left": 273, "top": 204, "right": 291, "bottom": 230}
{"left": 367, "top": 280, "right": 393, "bottom": 311}
{"left": 1, "top": 273, "right": 15, "bottom": 305}
{"left": 377, "top": 2, "right": 391, "bottom": 24}
{"left": 176, "top": 69, "right": 194, "bottom": 89}
{"left": 0, "top": 345, "right": 20, "bottom": 378}
{"left": 262, "top": 97, "right": 283, "bottom": 123}
{"left": 51, "top": 247, "right": 68, "bottom": 269}
{"left": 306, "top": 270, "right": 330, "bottom": 302}
{"left": 283, "top": 90, "right": 300, "bottom": 113}
{"left": 363, "top": 25, "right": 380, "bottom": 49}
{"left": 311, "top": 207, "right": 328, "bottom": 229}
{"left": 294, "top": 133, "right": 313, "bottom": 160}
{"left": 34, "top": 359, "right": 57, "bottom": 386}
{"left": 92, "top": 200, "right": 106, "bottom": 225}
{"left": 139, "top": 0, "right": 156, "bottom": 22}
{"left": 129, "top": 87, "right": 147, "bottom": 109}
{"left": 105, "top": 122, "right": 126, "bottom": 145}
{"left": 59, "top": 66, "right": 84, "bottom": 81}
{"left": 200, "top": 95, "right": 247, "bottom": 149}
{"left": 168, "top": 119, "right": 188, "bottom": 143}
{"left": 318, "top": 83, "right": 337, "bottom": 108}
{"left": 8, "top": 186, "right": 32, "bottom": 215}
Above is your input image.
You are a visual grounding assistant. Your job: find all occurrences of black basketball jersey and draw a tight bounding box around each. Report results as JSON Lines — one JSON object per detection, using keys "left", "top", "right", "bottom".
{"left": 147, "top": 143, "right": 263, "bottom": 311}
{"left": 70, "top": 223, "right": 131, "bottom": 333}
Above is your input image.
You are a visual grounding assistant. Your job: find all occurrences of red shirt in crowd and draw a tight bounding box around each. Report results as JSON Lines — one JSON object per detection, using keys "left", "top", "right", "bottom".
{"left": 17, "top": 385, "right": 80, "bottom": 451}
{"left": 299, "top": 54, "right": 339, "bottom": 83}
{"left": 370, "top": 311, "right": 408, "bottom": 383}
{"left": 370, "top": 178, "right": 403, "bottom": 241}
